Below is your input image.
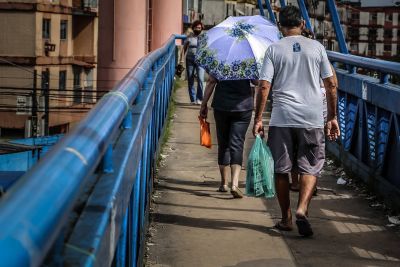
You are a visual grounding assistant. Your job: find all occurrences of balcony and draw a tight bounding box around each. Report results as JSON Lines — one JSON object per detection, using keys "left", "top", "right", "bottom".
{"left": 72, "top": 0, "right": 98, "bottom": 15}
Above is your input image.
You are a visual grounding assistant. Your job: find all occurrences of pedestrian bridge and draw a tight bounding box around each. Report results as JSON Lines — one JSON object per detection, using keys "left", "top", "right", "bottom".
{"left": 1, "top": 5, "right": 400, "bottom": 267}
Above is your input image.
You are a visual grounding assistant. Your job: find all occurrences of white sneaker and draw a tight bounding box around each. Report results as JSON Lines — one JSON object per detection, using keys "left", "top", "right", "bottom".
{"left": 196, "top": 100, "right": 202, "bottom": 105}
{"left": 190, "top": 101, "right": 196, "bottom": 105}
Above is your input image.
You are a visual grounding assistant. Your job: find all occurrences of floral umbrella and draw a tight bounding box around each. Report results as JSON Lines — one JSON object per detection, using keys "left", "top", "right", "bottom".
{"left": 195, "top": 15, "right": 280, "bottom": 80}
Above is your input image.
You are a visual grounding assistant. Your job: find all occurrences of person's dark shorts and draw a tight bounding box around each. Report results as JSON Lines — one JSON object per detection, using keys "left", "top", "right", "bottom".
{"left": 267, "top": 127, "right": 325, "bottom": 176}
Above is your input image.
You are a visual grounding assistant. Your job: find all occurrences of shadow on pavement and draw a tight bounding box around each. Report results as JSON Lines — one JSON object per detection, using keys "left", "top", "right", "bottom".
{"left": 152, "top": 213, "right": 281, "bottom": 236}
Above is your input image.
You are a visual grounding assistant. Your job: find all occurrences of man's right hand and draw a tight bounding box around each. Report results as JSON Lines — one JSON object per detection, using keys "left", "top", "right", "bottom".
{"left": 325, "top": 118, "right": 340, "bottom": 141}
{"left": 252, "top": 120, "right": 264, "bottom": 137}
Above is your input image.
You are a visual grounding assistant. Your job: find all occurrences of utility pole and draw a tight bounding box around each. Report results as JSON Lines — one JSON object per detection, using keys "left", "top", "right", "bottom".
{"left": 31, "top": 70, "right": 38, "bottom": 137}
{"left": 43, "top": 68, "right": 50, "bottom": 136}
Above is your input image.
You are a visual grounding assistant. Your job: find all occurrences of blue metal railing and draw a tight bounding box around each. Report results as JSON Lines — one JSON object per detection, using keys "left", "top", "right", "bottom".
{"left": 0, "top": 34, "right": 185, "bottom": 267}
{"left": 326, "top": 53, "right": 400, "bottom": 207}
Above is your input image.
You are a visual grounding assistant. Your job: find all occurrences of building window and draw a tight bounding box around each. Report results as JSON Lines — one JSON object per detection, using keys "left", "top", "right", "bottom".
{"left": 384, "top": 43, "right": 392, "bottom": 52}
{"left": 368, "top": 28, "right": 377, "bottom": 38}
{"left": 368, "top": 43, "right": 376, "bottom": 55}
{"left": 370, "top": 12, "right": 377, "bottom": 23}
{"left": 60, "top": 20, "right": 67, "bottom": 40}
{"left": 350, "top": 43, "right": 358, "bottom": 52}
{"left": 59, "top": 71, "right": 66, "bottom": 90}
{"left": 43, "top": 19, "right": 51, "bottom": 39}
{"left": 384, "top": 29, "right": 393, "bottom": 38}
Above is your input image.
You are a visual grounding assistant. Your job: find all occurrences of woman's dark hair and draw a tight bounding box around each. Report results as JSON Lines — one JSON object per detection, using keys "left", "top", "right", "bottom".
{"left": 191, "top": 20, "right": 204, "bottom": 30}
{"left": 279, "top": 6, "right": 302, "bottom": 28}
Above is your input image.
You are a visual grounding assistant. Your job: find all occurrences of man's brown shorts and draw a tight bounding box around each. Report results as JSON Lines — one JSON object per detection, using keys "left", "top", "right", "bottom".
{"left": 267, "top": 127, "right": 325, "bottom": 176}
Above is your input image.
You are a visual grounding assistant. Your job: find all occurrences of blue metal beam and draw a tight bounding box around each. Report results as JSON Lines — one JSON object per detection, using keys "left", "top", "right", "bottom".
{"left": 326, "top": 0, "right": 349, "bottom": 53}
{"left": 264, "top": 0, "right": 276, "bottom": 24}
{"left": 297, "top": 0, "right": 313, "bottom": 31}
{"left": 279, "top": 0, "right": 286, "bottom": 7}
{"left": 257, "top": 0, "right": 265, "bottom": 16}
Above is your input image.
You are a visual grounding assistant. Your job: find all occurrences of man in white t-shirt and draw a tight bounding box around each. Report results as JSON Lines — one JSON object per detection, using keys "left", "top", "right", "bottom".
{"left": 253, "top": 6, "right": 340, "bottom": 237}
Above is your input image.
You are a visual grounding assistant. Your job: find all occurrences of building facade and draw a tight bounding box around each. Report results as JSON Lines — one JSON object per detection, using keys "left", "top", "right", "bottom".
{"left": 0, "top": 0, "right": 98, "bottom": 138}
{"left": 298, "top": 1, "right": 399, "bottom": 61}
{"left": 0, "top": 0, "right": 183, "bottom": 138}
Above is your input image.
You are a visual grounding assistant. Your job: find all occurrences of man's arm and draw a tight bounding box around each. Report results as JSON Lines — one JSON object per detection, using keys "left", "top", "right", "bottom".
{"left": 323, "top": 74, "right": 340, "bottom": 140}
{"left": 199, "top": 75, "right": 218, "bottom": 118}
{"left": 323, "top": 76, "right": 337, "bottom": 121}
{"left": 253, "top": 80, "right": 272, "bottom": 136}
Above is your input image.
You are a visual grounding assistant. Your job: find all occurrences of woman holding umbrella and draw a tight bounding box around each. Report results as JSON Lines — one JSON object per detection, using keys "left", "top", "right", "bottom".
{"left": 197, "top": 16, "right": 279, "bottom": 198}
{"left": 200, "top": 76, "right": 254, "bottom": 198}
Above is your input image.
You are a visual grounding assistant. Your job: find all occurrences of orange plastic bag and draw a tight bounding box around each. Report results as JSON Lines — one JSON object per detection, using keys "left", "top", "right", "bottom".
{"left": 198, "top": 116, "right": 212, "bottom": 148}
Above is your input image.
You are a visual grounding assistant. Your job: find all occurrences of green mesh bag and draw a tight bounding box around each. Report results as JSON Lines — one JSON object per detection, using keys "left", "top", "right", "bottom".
{"left": 246, "top": 135, "right": 275, "bottom": 198}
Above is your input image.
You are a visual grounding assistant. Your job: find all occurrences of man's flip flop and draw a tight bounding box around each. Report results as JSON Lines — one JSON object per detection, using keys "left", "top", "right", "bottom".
{"left": 274, "top": 221, "right": 293, "bottom": 231}
{"left": 296, "top": 217, "right": 313, "bottom": 237}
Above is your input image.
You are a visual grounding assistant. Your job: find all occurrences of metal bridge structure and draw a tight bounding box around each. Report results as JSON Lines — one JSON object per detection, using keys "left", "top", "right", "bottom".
{"left": 0, "top": 0, "right": 399, "bottom": 266}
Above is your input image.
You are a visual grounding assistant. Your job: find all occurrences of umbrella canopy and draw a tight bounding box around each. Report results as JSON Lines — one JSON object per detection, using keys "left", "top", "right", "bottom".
{"left": 195, "top": 15, "right": 280, "bottom": 80}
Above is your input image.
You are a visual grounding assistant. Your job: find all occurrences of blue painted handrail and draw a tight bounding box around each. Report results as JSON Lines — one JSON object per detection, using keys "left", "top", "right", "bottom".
{"left": 0, "top": 34, "right": 185, "bottom": 267}
{"left": 328, "top": 51, "right": 400, "bottom": 77}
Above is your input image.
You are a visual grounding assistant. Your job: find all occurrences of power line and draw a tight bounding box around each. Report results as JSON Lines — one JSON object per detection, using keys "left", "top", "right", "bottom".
{"left": 0, "top": 86, "right": 110, "bottom": 93}
{"left": 0, "top": 58, "right": 41, "bottom": 77}
{"left": 0, "top": 76, "right": 124, "bottom": 83}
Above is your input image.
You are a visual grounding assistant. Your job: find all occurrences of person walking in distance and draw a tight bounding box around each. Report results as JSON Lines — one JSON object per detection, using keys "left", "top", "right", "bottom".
{"left": 253, "top": 6, "right": 340, "bottom": 237}
{"left": 181, "top": 20, "right": 205, "bottom": 105}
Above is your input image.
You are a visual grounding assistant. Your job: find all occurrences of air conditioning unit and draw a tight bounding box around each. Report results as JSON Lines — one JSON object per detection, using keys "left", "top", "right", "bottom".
{"left": 83, "top": 0, "right": 98, "bottom": 10}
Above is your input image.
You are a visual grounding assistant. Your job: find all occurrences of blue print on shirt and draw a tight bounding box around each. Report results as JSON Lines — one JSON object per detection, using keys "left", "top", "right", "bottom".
{"left": 293, "top": 42, "right": 301, "bottom": 52}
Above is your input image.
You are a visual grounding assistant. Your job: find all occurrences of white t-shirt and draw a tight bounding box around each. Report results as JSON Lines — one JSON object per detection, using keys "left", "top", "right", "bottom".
{"left": 260, "top": 35, "right": 333, "bottom": 128}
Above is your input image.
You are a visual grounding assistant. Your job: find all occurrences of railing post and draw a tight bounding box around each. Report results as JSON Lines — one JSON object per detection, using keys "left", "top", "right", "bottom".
{"left": 103, "top": 144, "right": 114, "bottom": 173}
{"left": 380, "top": 73, "right": 389, "bottom": 84}
{"left": 129, "top": 165, "right": 141, "bottom": 267}
{"left": 349, "top": 66, "right": 357, "bottom": 74}
{"left": 116, "top": 210, "right": 128, "bottom": 267}
{"left": 50, "top": 228, "right": 66, "bottom": 266}
{"left": 122, "top": 110, "right": 132, "bottom": 129}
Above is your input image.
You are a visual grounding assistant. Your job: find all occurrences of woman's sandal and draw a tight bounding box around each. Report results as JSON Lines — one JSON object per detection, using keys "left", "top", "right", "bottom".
{"left": 230, "top": 185, "right": 244, "bottom": 198}
{"left": 217, "top": 185, "right": 229, "bottom": 192}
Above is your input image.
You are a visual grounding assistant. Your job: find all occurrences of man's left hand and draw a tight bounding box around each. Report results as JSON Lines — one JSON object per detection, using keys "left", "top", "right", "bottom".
{"left": 325, "top": 118, "right": 340, "bottom": 141}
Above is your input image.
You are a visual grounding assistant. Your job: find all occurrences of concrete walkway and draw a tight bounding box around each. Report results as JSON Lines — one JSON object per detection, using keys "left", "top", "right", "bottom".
{"left": 146, "top": 83, "right": 400, "bottom": 267}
